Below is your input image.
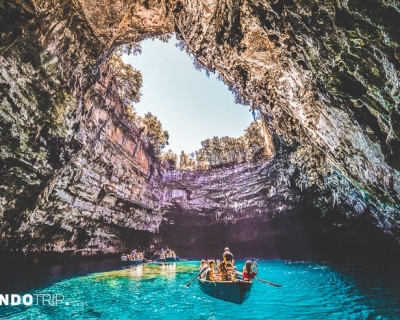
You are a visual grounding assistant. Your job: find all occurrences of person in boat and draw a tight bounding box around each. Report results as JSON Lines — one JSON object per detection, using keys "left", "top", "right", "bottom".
{"left": 205, "top": 260, "right": 216, "bottom": 281}
{"left": 159, "top": 251, "right": 166, "bottom": 261}
{"left": 218, "top": 261, "right": 228, "bottom": 281}
{"left": 223, "top": 247, "right": 234, "bottom": 265}
{"left": 225, "top": 261, "right": 236, "bottom": 281}
{"left": 213, "top": 259, "right": 221, "bottom": 279}
{"left": 167, "top": 250, "right": 172, "bottom": 259}
{"left": 242, "top": 260, "right": 258, "bottom": 281}
{"left": 198, "top": 259, "right": 208, "bottom": 279}
{"left": 121, "top": 253, "right": 128, "bottom": 261}
{"left": 199, "top": 259, "right": 207, "bottom": 270}
{"left": 131, "top": 249, "right": 137, "bottom": 259}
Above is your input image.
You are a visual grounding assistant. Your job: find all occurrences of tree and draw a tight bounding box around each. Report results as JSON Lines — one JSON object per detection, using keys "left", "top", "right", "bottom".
{"left": 179, "top": 151, "right": 196, "bottom": 170}
{"left": 223, "top": 136, "right": 246, "bottom": 164}
{"left": 142, "top": 112, "right": 169, "bottom": 155}
{"left": 195, "top": 149, "right": 209, "bottom": 170}
{"left": 158, "top": 149, "right": 178, "bottom": 169}
{"left": 109, "top": 53, "right": 142, "bottom": 107}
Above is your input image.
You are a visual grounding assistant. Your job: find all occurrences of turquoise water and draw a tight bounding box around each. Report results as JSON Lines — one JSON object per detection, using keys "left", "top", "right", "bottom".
{"left": 1, "top": 260, "right": 399, "bottom": 319}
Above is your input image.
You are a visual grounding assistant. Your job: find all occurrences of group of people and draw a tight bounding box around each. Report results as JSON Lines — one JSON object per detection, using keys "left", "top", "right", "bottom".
{"left": 199, "top": 247, "right": 258, "bottom": 282}
{"left": 121, "top": 247, "right": 179, "bottom": 262}
{"left": 121, "top": 249, "right": 145, "bottom": 261}
{"left": 158, "top": 247, "right": 177, "bottom": 260}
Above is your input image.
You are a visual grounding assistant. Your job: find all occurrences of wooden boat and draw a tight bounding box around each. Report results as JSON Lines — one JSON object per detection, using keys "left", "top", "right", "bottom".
{"left": 157, "top": 254, "right": 174, "bottom": 262}
{"left": 197, "top": 279, "right": 253, "bottom": 304}
{"left": 120, "top": 258, "right": 144, "bottom": 266}
{"left": 156, "top": 251, "right": 186, "bottom": 262}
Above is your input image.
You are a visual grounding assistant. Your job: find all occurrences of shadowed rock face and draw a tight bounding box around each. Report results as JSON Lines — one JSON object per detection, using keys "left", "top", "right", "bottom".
{"left": 0, "top": 0, "right": 400, "bottom": 256}
{"left": 158, "top": 161, "right": 315, "bottom": 258}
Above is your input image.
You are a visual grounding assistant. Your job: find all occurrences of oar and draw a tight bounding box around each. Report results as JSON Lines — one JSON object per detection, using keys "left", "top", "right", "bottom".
{"left": 185, "top": 270, "right": 203, "bottom": 287}
{"left": 235, "top": 271, "right": 282, "bottom": 288}
{"left": 176, "top": 256, "right": 188, "bottom": 261}
{"left": 254, "top": 277, "right": 282, "bottom": 288}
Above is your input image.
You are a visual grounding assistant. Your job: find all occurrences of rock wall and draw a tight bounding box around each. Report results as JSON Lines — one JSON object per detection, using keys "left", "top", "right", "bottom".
{"left": 158, "top": 161, "right": 311, "bottom": 258}
{"left": 170, "top": 0, "right": 400, "bottom": 238}
{"left": 1, "top": 0, "right": 400, "bottom": 256}
{"left": 0, "top": 0, "right": 167, "bottom": 253}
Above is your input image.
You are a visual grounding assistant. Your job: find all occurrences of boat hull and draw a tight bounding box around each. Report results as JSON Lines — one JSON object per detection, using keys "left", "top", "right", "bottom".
{"left": 157, "top": 257, "right": 187, "bottom": 262}
{"left": 120, "top": 259, "right": 143, "bottom": 266}
{"left": 197, "top": 279, "right": 253, "bottom": 304}
{"left": 158, "top": 257, "right": 177, "bottom": 262}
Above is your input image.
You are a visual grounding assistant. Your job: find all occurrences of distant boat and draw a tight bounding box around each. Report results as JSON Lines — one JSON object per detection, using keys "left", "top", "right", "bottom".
{"left": 120, "top": 258, "right": 144, "bottom": 266}
{"left": 197, "top": 279, "right": 253, "bottom": 304}
{"left": 156, "top": 250, "right": 186, "bottom": 262}
{"left": 158, "top": 256, "right": 180, "bottom": 262}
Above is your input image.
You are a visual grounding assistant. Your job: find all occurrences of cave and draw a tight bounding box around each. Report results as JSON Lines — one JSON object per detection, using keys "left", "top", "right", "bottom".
{"left": 1, "top": 0, "right": 400, "bottom": 261}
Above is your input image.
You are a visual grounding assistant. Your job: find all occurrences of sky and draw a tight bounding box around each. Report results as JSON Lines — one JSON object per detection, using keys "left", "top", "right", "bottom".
{"left": 123, "top": 37, "right": 252, "bottom": 155}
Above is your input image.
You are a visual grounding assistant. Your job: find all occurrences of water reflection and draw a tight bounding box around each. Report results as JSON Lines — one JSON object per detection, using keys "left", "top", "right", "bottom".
{"left": 128, "top": 264, "right": 143, "bottom": 279}
{"left": 159, "top": 263, "right": 177, "bottom": 279}
{"left": 99, "top": 262, "right": 187, "bottom": 282}
{"left": 1, "top": 260, "right": 400, "bottom": 320}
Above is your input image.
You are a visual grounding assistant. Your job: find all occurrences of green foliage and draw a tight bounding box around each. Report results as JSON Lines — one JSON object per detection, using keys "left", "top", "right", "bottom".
{"left": 194, "top": 149, "right": 209, "bottom": 170}
{"left": 194, "top": 121, "right": 269, "bottom": 169}
{"left": 116, "top": 43, "right": 142, "bottom": 56}
{"left": 158, "top": 120, "right": 271, "bottom": 170}
{"left": 142, "top": 112, "right": 169, "bottom": 155}
{"left": 179, "top": 151, "right": 196, "bottom": 170}
{"left": 158, "top": 149, "right": 177, "bottom": 169}
{"left": 109, "top": 53, "right": 142, "bottom": 107}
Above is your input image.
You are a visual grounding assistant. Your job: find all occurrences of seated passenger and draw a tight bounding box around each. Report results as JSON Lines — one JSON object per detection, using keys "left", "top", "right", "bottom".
{"left": 121, "top": 254, "right": 127, "bottom": 261}
{"left": 198, "top": 259, "right": 207, "bottom": 278}
{"left": 242, "top": 260, "right": 258, "bottom": 281}
{"left": 205, "top": 260, "right": 216, "bottom": 281}
{"left": 199, "top": 259, "right": 207, "bottom": 270}
{"left": 213, "top": 259, "right": 221, "bottom": 279}
{"left": 225, "top": 261, "right": 236, "bottom": 281}
{"left": 218, "top": 261, "right": 228, "bottom": 281}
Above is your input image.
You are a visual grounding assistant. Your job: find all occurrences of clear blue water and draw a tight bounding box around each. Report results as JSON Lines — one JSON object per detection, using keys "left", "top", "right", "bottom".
{"left": 1, "top": 260, "right": 399, "bottom": 319}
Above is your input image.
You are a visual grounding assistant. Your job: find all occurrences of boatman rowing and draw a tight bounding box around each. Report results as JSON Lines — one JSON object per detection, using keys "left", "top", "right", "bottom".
{"left": 223, "top": 247, "right": 234, "bottom": 264}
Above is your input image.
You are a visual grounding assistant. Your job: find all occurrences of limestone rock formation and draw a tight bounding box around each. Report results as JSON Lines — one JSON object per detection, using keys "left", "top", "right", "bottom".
{"left": 159, "top": 161, "right": 310, "bottom": 257}
{"left": 0, "top": 0, "right": 400, "bottom": 256}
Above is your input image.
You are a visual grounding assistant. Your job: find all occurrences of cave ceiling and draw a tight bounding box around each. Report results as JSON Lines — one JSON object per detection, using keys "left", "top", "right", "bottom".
{"left": 79, "top": 0, "right": 400, "bottom": 229}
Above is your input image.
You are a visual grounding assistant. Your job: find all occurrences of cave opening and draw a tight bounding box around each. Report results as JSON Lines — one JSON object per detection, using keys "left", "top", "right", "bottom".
{"left": 119, "top": 36, "right": 274, "bottom": 170}
{"left": 1, "top": 0, "right": 399, "bottom": 262}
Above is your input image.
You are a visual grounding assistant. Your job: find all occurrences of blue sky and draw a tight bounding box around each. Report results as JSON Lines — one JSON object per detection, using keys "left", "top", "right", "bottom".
{"left": 123, "top": 37, "right": 252, "bottom": 155}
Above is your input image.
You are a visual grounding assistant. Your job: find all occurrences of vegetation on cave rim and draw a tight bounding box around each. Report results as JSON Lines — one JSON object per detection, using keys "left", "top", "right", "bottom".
{"left": 110, "top": 48, "right": 271, "bottom": 171}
